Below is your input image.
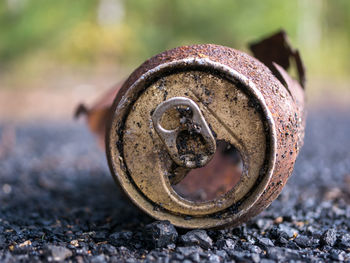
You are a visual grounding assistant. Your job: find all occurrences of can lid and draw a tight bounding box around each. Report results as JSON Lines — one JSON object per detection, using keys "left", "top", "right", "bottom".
{"left": 107, "top": 55, "right": 276, "bottom": 228}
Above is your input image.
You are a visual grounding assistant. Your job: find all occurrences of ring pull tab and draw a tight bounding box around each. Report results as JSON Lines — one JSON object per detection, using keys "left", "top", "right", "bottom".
{"left": 152, "top": 97, "right": 216, "bottom": 169}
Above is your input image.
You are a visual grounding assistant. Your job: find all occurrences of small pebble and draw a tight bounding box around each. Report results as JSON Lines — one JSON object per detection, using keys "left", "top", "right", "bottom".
{"left": 180, "top": 230, "right": 213, "bottom": 249}
{"left": 176, "top": 246, "right": 203, "bottom": 256}
{"left": 47, "top": 245, "right": 73, "bottom": 261}
{"left": 91, "top": 254, "right": 107, "bottom": 263}
{"left": 274, "top": 217, "right": 283, "bottom": 224}
{"left": 215, "top": 238, "right": 235, "bottom": 249}
{"left": 338, "top": 234, "right": 350, "bottom": 249}
{"left": 18, "top": 240, "right": 31, "bottom": 248}
{"left": 144, "top": 220, "right": 178, "bottom": 248}
{"left": 257, "top": 237, "right": 274, "bottom": 248}
{"left": 70, "top": 240, "right": 79, "bottom": 247}
{"left": 294, "top": 235, "right": 312, "bottom": 248}
{"left": 321, "top": 229, "right": 337, "bottom": 246}
{"left": 109, "top": 231, "right": 133, "bottom": 247}
{"left": 330, "top": 250, "right": 345, "bottom": 261}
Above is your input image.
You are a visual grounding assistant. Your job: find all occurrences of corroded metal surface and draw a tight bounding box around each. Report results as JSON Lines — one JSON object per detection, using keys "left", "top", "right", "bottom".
{"left": 75, "top": 82, "right": 123, "bottom": 148}
{"left": 249, "top": 30, "right": 306, "bottom": 89}
{"left": 117, "top": 68, "right": 269, "bottom": 220}
{"left": 77, "top": 31, "right": 306, "bottom": 229}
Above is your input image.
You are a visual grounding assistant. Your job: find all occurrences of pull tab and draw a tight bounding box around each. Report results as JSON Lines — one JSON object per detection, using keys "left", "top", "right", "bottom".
{"left": 152, "top": 97, "right": 216, "bottom": 169}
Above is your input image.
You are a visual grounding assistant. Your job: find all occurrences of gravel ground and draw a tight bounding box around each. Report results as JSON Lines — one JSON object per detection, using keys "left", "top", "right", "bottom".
{"left": 0, "top": 108, "right": 349, "bottom": 262}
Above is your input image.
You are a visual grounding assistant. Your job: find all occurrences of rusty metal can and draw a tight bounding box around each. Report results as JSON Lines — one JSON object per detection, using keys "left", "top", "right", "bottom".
{"left": 103, "top": 31, "right": 306, "bottom": 229}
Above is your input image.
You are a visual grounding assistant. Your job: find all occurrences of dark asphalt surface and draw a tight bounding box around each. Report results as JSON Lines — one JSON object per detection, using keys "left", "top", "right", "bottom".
{"left": 0, "top": 108, "right": 350, "bottom": 262}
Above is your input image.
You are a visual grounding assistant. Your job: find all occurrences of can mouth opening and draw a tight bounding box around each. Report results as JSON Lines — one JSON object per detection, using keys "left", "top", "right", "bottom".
{"left": 172, "top": 140, "right": 243, "bottom": 202}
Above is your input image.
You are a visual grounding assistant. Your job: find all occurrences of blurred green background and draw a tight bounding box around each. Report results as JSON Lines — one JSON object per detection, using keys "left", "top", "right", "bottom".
{"left": 0, "top": 0, "right": 349, "bottom": 120}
